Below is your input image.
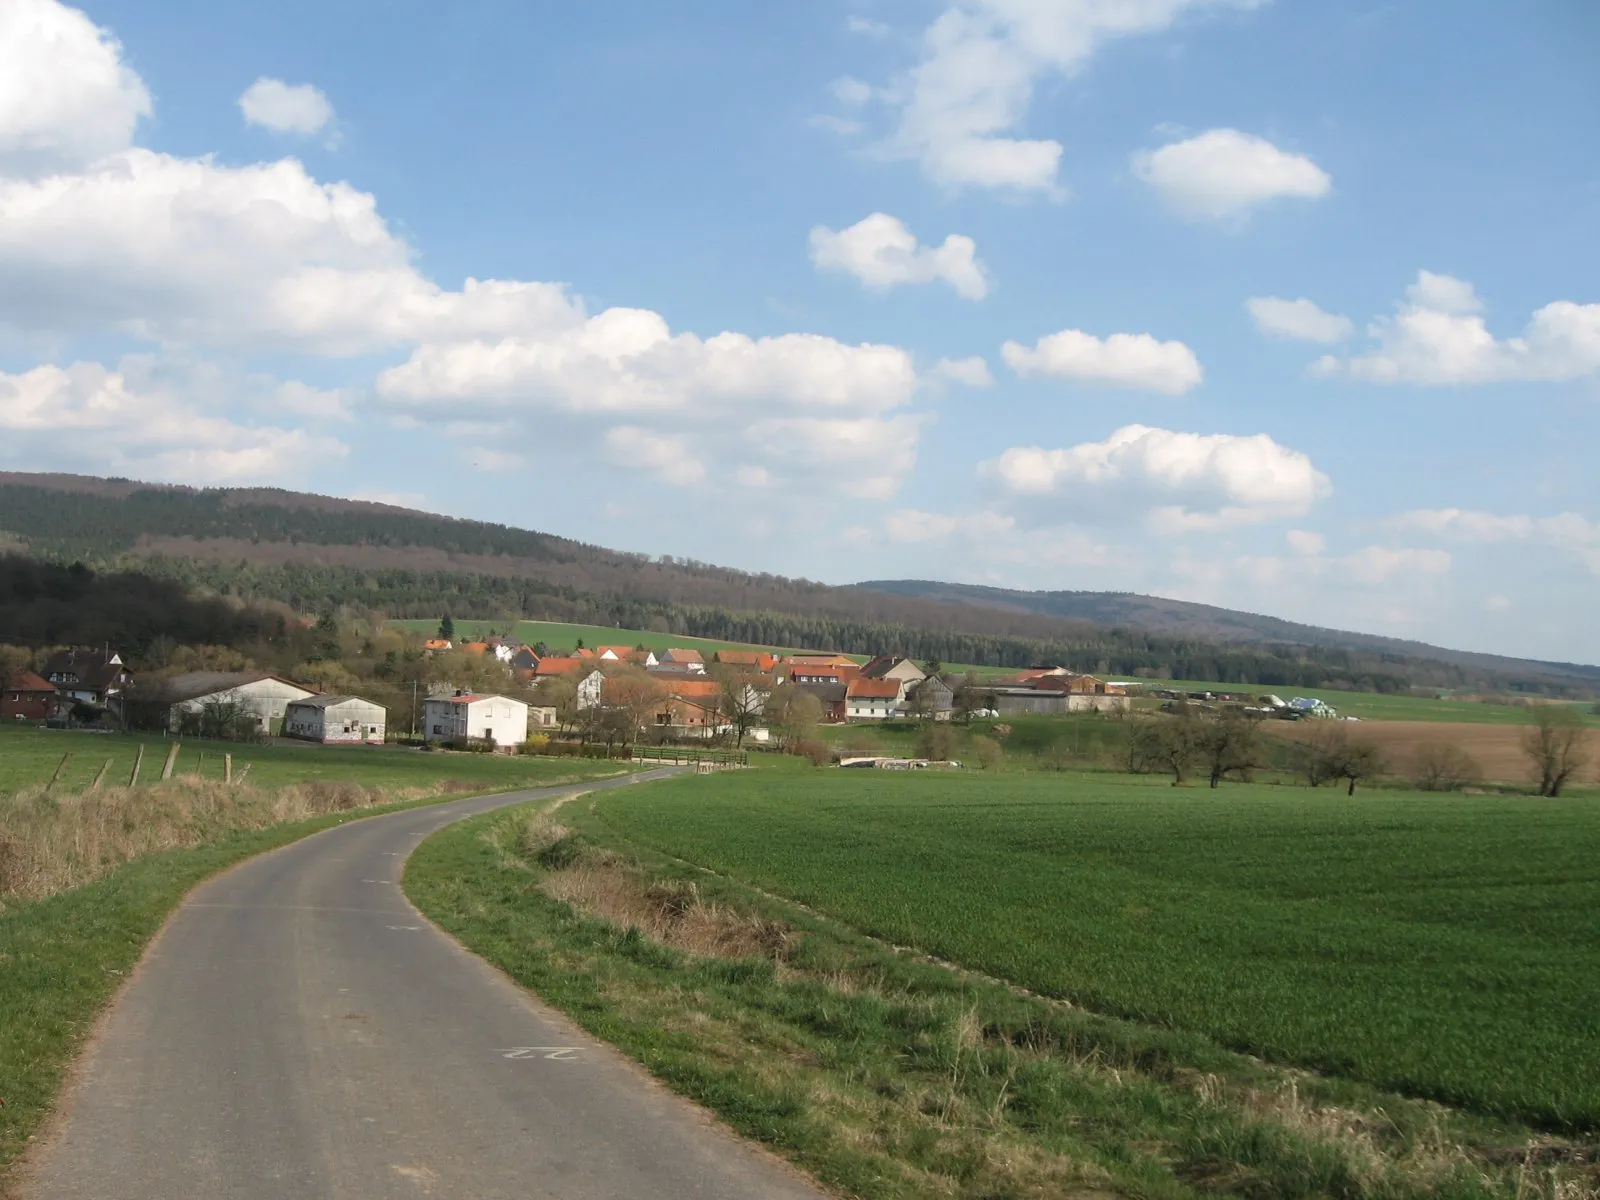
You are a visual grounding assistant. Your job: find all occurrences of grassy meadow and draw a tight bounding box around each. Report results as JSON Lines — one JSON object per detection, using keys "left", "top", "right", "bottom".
{"left": 0, "top": 724, "right": 599, "bottom": 798}
{"left": 387, "top": 617, "right": 852, "bottom": 660}
{"left": 581, "top": 769, "right": 1600, "bottom": 1134}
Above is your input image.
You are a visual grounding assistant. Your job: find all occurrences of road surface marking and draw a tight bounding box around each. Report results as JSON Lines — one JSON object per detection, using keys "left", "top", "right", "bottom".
{"left": 497, "top": 1046, "right": 583, "bottom": 1061}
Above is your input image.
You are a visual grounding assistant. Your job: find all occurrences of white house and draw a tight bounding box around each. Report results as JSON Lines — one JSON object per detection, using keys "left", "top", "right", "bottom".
{"left": 596, "top": 645, "right": 659, "bottom": 667}
{"left": 528, "top": 705, "right": 559, "bottom": 729}
{"left": 422, "top": 694, "right": 530, "bottom": 749}
{"left": 845, "top": 678, "right": 903, "bottom": 720}
{"left": 161, "top": 672, "right": 317, "bottom": 736}
{"left": 283, "top": 695, "right": 387, "bottom": 744}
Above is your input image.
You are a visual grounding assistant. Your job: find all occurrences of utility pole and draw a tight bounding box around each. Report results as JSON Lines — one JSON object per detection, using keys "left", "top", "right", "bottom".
{"left": 411, "top": 679, "right": 418, "bottom": 738}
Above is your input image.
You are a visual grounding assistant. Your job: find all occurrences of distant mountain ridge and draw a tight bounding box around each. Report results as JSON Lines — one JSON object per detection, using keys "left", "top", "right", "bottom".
{"left": 854, "top": 580, "right": 1600, "bottom": 687}
{"left": 0, "top": 471, "right": 1593, "bottom": 694}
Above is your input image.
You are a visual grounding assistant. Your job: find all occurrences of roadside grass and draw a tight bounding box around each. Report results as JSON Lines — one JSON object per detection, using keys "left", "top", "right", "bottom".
{"left": 0, "top": 724, "right": 582, "bottom": 797}
{"left": 405, "top": 798, "right": 1596, "bottom": 1199}
{"left": 0, "top": 758, "right": 628, "bottom": 1186}
{"left": 581, "top": 770, "right": 1600, "bottom": 1134}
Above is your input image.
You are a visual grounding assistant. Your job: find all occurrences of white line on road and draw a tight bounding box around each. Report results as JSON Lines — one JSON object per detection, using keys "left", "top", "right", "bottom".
{"left": 497, "top": 1047, "right": 584, "bottom": 1061}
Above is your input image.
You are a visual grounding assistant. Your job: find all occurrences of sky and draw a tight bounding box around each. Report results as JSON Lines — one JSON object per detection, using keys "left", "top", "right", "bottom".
{"left": 0, "top": 0, "right": 1597, "bottom": 663}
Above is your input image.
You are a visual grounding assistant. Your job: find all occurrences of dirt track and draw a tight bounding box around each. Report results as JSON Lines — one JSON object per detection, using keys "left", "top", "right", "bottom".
{"left": 1267, "top": 720, "right": 1558, "bottom": 785}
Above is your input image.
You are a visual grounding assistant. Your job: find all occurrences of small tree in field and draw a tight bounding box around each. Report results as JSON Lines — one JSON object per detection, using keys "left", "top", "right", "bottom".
{"left": 712, "top": 666, "right": 767, "bottom": 748}
{"left": 438, "top": 615, "right": 455, "bottom": 642}
{"left": 1296, "top": 723, "right": 1349, "bottom": 787}
{"left": 1522, "top": 706, "right": 1590, "bottom": 797}
{"left": 1146, "top": 713, "right": 1201, "bottom": 785}
{"left": 1413, "top": 742, "right": 1480, "bottom": 792}
{"left": 1332, "top": 741, "right": 1385, "bottom": 796}
{"left": 1196, "top": 712, "right": 1265, "bottom": 788}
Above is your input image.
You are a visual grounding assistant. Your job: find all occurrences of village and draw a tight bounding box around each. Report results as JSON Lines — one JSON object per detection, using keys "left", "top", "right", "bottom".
{"left": 1, "top": 636, "right": 1344, "bottom": 754}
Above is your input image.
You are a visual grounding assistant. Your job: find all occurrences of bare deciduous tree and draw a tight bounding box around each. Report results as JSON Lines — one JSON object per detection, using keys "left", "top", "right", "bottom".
{"left": 1522, "top": 706, "right": 1590, "bottom": 797}
{"left": 1412, "top": 742, "right": 1480, "bottom": 792}
{"left": 712, "top": 666, "right": 767, "bottom": 748}
{"left": 1196, "top": 712, "right": 1265, "bottom": 789}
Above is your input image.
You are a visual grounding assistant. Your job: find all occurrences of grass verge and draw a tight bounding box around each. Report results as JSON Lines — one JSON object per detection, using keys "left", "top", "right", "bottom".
{"left": 0, "top": 764, "right": 623, "bottom": 1184}
{"left": 404, "top": 800, "right": 1599, "bottom": 1200}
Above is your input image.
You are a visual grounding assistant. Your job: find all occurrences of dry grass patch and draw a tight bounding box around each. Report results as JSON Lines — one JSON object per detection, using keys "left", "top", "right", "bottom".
{"left": 0, "top": 776, "right": 478, "bottom": 905}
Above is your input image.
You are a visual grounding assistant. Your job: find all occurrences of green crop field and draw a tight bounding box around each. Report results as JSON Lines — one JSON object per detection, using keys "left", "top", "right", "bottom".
{"left": 583, "top": 770, "right": 1600, "bottom": 1133}
{"left": 1144, "top": 679, "right": 1596, "bottom": 726}
{"left": 0, "top": 725, "right": 624, "bottom": 798}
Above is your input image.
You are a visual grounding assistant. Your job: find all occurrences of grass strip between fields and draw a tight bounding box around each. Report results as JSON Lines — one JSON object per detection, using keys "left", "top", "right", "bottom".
{"left": 403, "top": 799, "right": 1597, "bottom": 1200}
{"left": 0, "top": 770, "right": 617, "bottom": 1187}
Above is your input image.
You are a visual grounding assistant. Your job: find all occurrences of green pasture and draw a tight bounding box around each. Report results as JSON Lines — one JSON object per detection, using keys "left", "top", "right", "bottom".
{"left": 0, "top": 724, "right": 625, "bottom": 798}
{"left": 1140, "top": 678, "right": 1596, "bottom": 725}
{"left": 386, "top": 617, "right": 860, "bottom": 661}
{"left": 583, "top": 769, "right": 1600, "bottom": 1132}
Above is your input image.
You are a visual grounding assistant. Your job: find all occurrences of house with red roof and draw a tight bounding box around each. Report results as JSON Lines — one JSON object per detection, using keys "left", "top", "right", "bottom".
{"left": 3, "top": 671, "right": 58, "bottom": 722}
{"left": 846, "top": 677, "right": 903, "bottom": 720}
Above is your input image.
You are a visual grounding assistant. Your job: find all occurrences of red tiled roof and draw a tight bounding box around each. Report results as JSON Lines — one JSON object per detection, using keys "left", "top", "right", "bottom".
{"left": 715, "top": 650, "right": 775, "bottom": 668}
{"left": 534, "top": 657, "right": 585, "bottom": 676}
{"left": 665, "top": 680, "right": 722, "bottom": 700}
{"left": 663, "top": 648, "right": 704, "bottom": 663}
{"left": 847, "top": 678, "right": 901, "bottom": 699}
{"left": 7, "top": 671, "right": 55, "bottom": 693}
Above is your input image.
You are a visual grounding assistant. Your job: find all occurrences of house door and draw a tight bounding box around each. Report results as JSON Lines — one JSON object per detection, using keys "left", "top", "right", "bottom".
{"left": 484, "top": 727, "right": 493, "bottom": 744}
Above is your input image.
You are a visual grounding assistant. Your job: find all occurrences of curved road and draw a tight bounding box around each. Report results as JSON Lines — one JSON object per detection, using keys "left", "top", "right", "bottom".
{"left": 20, "top": 773, "right": 825, "bottom": 1199}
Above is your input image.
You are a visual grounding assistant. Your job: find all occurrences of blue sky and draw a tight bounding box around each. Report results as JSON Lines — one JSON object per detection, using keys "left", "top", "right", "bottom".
{"left": 1, "top": 0, "right": 1596, "bottom": 662}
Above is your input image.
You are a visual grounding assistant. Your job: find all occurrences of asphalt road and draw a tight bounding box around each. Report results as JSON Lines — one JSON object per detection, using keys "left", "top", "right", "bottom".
{"left": 20, "top": 773, "right": 826, "bottom": 1199}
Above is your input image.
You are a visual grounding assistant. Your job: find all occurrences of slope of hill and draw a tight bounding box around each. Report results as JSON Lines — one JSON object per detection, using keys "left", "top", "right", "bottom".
{"left": 856, "top": 580, "right": 1600, "bottom": 689}
{"left": 0, "top": 472, "right": 1592, "bottom": 694}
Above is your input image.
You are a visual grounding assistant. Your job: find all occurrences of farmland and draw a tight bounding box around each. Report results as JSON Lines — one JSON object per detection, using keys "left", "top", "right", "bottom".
{"left": 0, "top": 724, "right": 625, "bottom": 799}
{"left": 386, "top": 617, "right": 847, "bottom": 660}
{"left": 582, "top": 770, "right": 1600, "bottom": 1133}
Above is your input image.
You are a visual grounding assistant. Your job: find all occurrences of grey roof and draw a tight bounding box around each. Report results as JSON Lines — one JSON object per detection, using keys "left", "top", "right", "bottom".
{"left": 794, "top": 682, "right": 847, "bottom": 703}
{"left": 285, "top": 695, "right": 382, "bottom": 710}
{"left": 151, "top": 672, "right": 310, "bottom": 704}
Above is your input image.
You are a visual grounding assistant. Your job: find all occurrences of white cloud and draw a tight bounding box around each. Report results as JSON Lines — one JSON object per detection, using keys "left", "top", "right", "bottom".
{"left": 604, "top": 427, "right": 706, "bottom": 487}
{"left": 930, "top": 355, "right": 995, "bottom": 387}
{"left": 238, "top": 77, "right": 335, "bottom": 136}
{"left": 808, "top": 114, "right": 865, "bottom": 136}
{"left": 1314, "top": 271, "right": 1600, "bottom": 385}
{"left": 810, "top": 212, "right": 990, "bottom": 299}
{"left": 0, "top": 0, "right": 933, "bottom": 516}
{"left": 1002, "top": 328, "right": 1202, "bottom": 394}
{"left": 847, "top": 16, "right": 891, "bottom": 38}
{"left": 1286, "top": 528, "right": 1325, "bottom": 555}
{"left": 1132, "top": 129, "right": 1330, "bottom": 220}
{"left": 1247, "top": 296, "right": 1353, "bottom": 344}
{"left": 1486, "top": 594, "right": 1512, "bottom": 613}
{"left": 830, "top": 76, "right": 875, "bottom": 106}
{"left": 884, "top": 509, "right": 1015, "bottom": 542}
{"left": 882, "top": 1, "right": 1263, "bottom": 194}
{"left": 0, "top": 360, "right": 347, "bottom": 484}
{"left": 1392, "top": 507, "right": 1600, "bottom": 574}
{"left": 0, "top": 0, "right": 150, "bottom": 176}
{"left": 985, "top": 423, "right": 1329, "bottom": 533}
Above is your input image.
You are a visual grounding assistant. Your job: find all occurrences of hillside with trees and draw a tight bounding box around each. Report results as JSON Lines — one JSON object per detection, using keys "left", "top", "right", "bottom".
{"left": 0, "top": 472, "right": 1593, "bottom": 697}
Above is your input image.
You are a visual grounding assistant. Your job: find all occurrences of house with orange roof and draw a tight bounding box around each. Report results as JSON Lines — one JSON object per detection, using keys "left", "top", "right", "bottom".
{"left": 659, "top": 648, "right": 706, "bottom": 671}
{"left": 846, "top": 677, "right": 903, "bottom": 720}
{"left": 596, "top": 645, "right": 659, "bottom": 667}
{"left": 423, "top": 638, "right": 453, "bottom": 654}
{"left": 459, "top": 641, "right": 491, "bottom": 656}
{"left": 787, "top": 663, "right": 861, "bottom": 686}
{"left": 533, "top": 657, "right": 585, "bottom": 679}
{"left": 788, "top": 653, "right": 858, "bottom": 669}
{"left": 714, "top": 650, "right": 777, "bottom": 672}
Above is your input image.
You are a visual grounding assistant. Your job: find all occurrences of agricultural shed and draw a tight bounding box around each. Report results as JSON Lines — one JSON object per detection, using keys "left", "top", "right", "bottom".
{"left": 283, "top": 695, "right": 387, "bottom": 744}
{"left": 157, "top": 673, "right": 318, "bottom": 736}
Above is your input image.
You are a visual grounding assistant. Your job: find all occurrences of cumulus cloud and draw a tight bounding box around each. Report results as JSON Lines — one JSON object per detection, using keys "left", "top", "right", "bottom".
{"left": 884, "top": 508, "right": 1016, "bottom": 542}
{"left": 604, "top": 427, "right": 706, "bottom": 487}
{"left": 1286, "top": 528, "right": 1325, "bottom": 555}
{"left": 810, "top": 213, "right": 990, "bottom": 299}
{"left": 0, "top": 1, "right": 934, "bottom": 511}
{"left": 1133, "top": 129, "right": 1331, "bottom": 220}
{"left": 880, "top": 0, "right": 1263, "bottom": 194}
{"left": 1392, "top": 507, "right": 1600, "bottom": 574}
{"left": 930, "top": 355, "right": 995, "bottom": 387}
{"left": 1313, "top": 271, "right": 1600, "bottom": 385}
{"left": 1002, "top": 328, "right": 1202, "bottom": 394}
{"left": 0, "top": 0, "right": 150, "bottom": 176}
{"left": 238, "top": 77, "right": 335, "bottom": 136}
{"left": 829, "top": 76, "right": 876, "bottom": 106}
{"left": 0, "top": 360, "right": 347, "bottom": 484}
{"left": 847, "top": 16, "right": 891, "bottom": 37}
{"left": 1247, "top": 296, "right": 1353, "bottom": 344}
{"left": 985, "top": 424, "right": 1329, "bottom": 533}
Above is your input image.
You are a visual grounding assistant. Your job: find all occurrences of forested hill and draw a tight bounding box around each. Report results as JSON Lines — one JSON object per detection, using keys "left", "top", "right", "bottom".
{"left": 857, "top": 580, "right": 1600, "bottom": 690}
{"left": 0, "top": 472, "right": 1592, "bottom": 695}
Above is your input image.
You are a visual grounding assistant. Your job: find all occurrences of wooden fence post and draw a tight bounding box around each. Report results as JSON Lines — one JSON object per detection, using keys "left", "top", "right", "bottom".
{"left": 47, "top": 753, "right": 71, "bottom": 791}
{"left": 128, "top": 743, "right": 144, "bottom": 788}
{"left": 161, "top": 742, "right": 181, "bottom": 781}
{"left": 90, "top": 759, "right": 112, "bottom": 790}
{"left": 224, "top": 753, "right": 233, "bottom": 785}
{"left": 235, "top": 763, "right": 252, "bottom": 785}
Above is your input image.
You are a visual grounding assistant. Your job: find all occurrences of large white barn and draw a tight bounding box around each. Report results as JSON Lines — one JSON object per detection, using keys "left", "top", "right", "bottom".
{"left": 162, "top": 673, "right": 316, "bottom": 736}
{"left": 283, "top": 696, "right": 387, "bottom": 744}
{"left": 422, "top": 694, "right": 529, "bottom": 750}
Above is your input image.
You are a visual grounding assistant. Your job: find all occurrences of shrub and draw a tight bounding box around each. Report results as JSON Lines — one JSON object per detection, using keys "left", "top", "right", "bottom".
{"left": 1413, "top": 742, "right": 1481, "bottom": 792}
{"left": 968, "top": 735, "right": 1005, "bottom": 770}
{"left": 521, "top": 733, "right": 552, "bottom": 755}
{"left": 791, "top": 739, "right": 832, "bottom": 767}
{"left": 916, "top": 723, "right": 954, "bottom": 762}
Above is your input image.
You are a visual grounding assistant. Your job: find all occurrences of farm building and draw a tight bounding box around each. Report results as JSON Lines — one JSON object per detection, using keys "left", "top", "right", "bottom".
{"left": 156, "top": 673, "right": 318, "bottom": 736}
{"left": 906, "top": 675, "right": 955, "bottom": 720}
{"left": 793, "top": 682, "right": 848, "bottom": 722}
{"left": 860, "top": 656, "right": 928, "bottom": 686}
{"left": 1290, "top": 697, "right": 1339, "bottom": 719}
{"left": 658, "top": 648, "right": 706, "bottom": 670}
{"left": 3, "top": 671, "right": 58, "bottom": 721}
{"left": 42, "top": 648, "right": 132, "bottom": 710}
{"left": 282, "top": 696, "right": 388, "bottom": 744}
{"left": 597, "top": 645, "right": 658, "bottom": 667}
{"left": 715, "top": 650, "right": 778, "bottom": 672}
{"left": 846, "top": 678, "right": 903, "bottom": 720}
{"left": 422, "top": 694, "right": 529, "bottom": 749}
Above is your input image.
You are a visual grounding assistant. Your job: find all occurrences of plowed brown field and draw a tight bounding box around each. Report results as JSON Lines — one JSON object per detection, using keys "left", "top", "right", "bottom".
{"left": 1266, "top": 719, "right": 1573, "bottom": 784}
